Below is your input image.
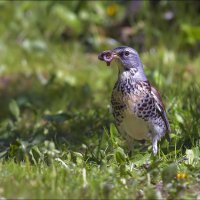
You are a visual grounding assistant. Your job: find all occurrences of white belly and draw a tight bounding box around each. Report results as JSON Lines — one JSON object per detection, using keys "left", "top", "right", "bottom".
{"left": 120, "top": 112, "right": 149, "bottom": 140}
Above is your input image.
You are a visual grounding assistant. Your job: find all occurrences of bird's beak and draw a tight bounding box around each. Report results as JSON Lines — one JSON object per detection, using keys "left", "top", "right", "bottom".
{"left": 112, "top": 52, "right": 119, "bottom": 59}
{"left": 109, "top": 52, "right": 120, "bottom": 66}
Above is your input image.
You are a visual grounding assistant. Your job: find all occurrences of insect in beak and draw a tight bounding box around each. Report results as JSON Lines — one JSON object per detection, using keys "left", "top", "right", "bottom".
{"left": 98, "top": 51, "right": 119, "bottom": 66}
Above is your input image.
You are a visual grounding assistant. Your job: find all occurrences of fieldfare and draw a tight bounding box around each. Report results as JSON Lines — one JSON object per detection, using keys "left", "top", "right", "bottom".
{"left": 98, "top": 46, "right": 170, "bottom": 155}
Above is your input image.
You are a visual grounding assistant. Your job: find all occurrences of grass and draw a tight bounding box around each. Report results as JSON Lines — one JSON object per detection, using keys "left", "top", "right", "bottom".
{"left": 0, "top": 41, "right": 200, "bottom": 199}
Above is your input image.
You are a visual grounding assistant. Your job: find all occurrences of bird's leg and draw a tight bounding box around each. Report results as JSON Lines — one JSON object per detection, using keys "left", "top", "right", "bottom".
{"left": 152, "top": 137, "right": 158, "bottom": 156}
{"left": 148, "top": 123, "right": 161, "bottom": 156}
{"left": 125, "top": 135, "right": 134, "bottom": 156}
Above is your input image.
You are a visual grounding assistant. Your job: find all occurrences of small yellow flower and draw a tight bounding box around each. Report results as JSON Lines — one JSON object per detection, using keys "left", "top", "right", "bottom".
{"left": 106, "top": 4, "right": 118, "bottom": 17}
{"left": 176, "top": 172, "right": 187, "bottom": 179}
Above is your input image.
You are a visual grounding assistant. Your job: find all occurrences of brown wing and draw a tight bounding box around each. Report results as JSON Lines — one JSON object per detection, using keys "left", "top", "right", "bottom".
{"left": 151, "top": 86, "right": 171, "bottom": 141}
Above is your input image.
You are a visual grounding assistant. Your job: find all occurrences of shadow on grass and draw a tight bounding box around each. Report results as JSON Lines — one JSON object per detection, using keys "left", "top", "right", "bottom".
{"left": 0, "top": 73, "right": 199, "bottom": 162}
{"left": 0, "top": 73, "right": 112, "bottom": 161}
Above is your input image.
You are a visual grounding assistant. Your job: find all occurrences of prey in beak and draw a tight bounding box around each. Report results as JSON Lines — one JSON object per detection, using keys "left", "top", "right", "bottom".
{"left": 98, "top": 50, "right": 118, "bottom": 66}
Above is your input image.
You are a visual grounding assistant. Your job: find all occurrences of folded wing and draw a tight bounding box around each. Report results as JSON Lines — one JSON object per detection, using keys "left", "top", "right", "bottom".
{"left": 151, "top": 86, "right": 171, "bottom": 141}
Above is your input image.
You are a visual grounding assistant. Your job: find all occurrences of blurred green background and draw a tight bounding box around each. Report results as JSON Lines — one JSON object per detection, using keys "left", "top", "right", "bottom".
{"left": 0, "top": 1, "right": 200, "bottom": 199}
{"left": 1, "top": 1, "right": 200, "bottom": 51}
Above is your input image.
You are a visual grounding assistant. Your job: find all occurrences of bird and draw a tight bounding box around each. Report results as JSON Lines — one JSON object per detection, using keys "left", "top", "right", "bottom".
{"left": 98, "top": 46, "right": 170, "bottom": 155}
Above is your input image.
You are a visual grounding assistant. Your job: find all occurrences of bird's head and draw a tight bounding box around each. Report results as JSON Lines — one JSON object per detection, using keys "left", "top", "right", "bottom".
{"left": 98, "top": 46, "right": 146, "bottom": 80}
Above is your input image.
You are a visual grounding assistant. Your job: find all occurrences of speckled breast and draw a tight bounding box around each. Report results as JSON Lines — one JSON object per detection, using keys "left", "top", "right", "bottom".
{"left": 111, "top": 79, "right": 156, "bottom": 140}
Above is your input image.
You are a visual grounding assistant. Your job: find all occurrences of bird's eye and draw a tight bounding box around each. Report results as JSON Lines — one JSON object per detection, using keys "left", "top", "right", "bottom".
{"left": 124, "top": 51, "right": 129, "bottom": 56}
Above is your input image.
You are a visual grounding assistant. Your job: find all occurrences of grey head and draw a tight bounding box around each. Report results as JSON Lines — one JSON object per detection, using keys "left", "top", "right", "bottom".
{"left": 112, "top": 46, "right": 147, "bottom": 81}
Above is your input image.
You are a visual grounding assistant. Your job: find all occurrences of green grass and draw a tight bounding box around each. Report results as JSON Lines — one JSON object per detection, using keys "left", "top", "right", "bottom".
{"left": 0, "top": 41, "right": 200, "bottom": 199}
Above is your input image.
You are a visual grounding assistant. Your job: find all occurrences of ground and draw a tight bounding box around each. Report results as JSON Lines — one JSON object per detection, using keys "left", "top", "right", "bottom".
{"left": 0, "top": 41, "right": 200, "bottom": 199}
